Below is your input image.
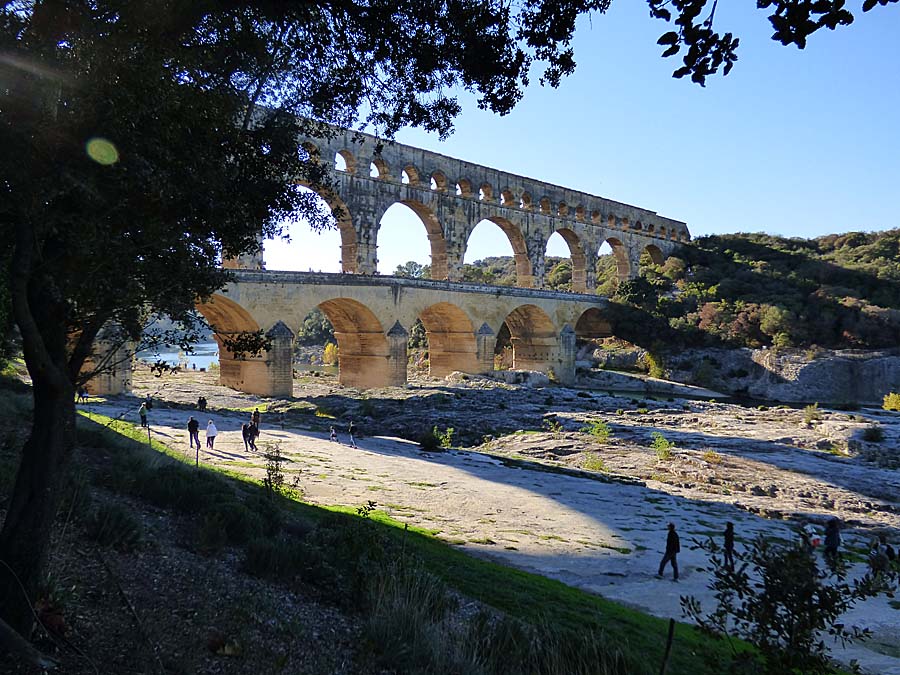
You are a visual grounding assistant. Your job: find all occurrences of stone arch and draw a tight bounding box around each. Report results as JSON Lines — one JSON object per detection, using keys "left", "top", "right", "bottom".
{"left": 430, "top": 171, "right": 449, "bottom": 192}
{"left": 500, "top": 304, "right": 558, "bottom": 373}
{"left": 500, "top": 188, "right": 515, "bottom": 207}
{"left": 646, "top": 223, "right": 655, "bottom": 234}
{"left": 601, "top": 236, "right": 631, "bottom": 282}
{"left": 520, "top": 192, "right": 533, "bottom": 210}
{"left": 301, "top": 141, "right": 320, "bottom": 162}
{"left": 475, "top": 216, "right": 533, "bottom": 287}
{"left": 317, "top": 298, "right": 390, "bottom": 388}
{"left": 659, "top": 226, "right": 667, "bottom": 238}
{"left": 456, "top": 178, "right": 473, "bottom": 197}
{"left": 574, "top": 205, "right": 586, "bottom": 221}
{"left": 574, "top": 307, "right": 613, "bottom": 340}
{"left": 539, "top": 197, "right": 551, "bottom": 215}
{"left": 643, "top": 243, "right": 665, "bottom": 267}
{"left": 418, "top": 302, "right": 478, "bottom": 378}
{"left": 195, "top": 294, "right": 266, "bottom": 393}
{"left": 334, "top": 149, "right": 357, "bottom": 174}
{"left": 378, "top": 200, "right": 448, "bottom": 280}
{"left": 299, "top": 186, "right": 358, "bottom": 274}
{"left": 369, "top": 157, "right": 390, "bottom": 180}
{"left": 591, "top": 210, "right": 601, "bottom": 224}
{"left": 549, "top": 227, "right": 588, "bottom": 293}
{"left": 401, "top": 165, "right": 420, "bottom": 185}
{"left": 557, "top": 202, "right": 568, "bottom": 217}
{"left": 479, "top": 182, "right": 493, "bottom": 201}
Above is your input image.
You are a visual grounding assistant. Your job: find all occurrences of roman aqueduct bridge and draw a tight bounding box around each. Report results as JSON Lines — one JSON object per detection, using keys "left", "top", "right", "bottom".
{"left": 91, "top": 127, "right": 689, "bottom": 396}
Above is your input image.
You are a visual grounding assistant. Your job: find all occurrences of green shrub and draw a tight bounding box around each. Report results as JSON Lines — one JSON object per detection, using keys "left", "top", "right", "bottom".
{"left": 86, "top": 503, "right": 142, "bottom": 551}
{"left": 861, "top": 425, "right": 885, "bottom": 442}
{"left": 418, "top": 429, "right": 441, "bottom": 452}
{"left": 581, "top": 419, "right": 611, "bottom": 442}
{"left": 242, "top": 537, "right": 300, "bottom": 580}
{"left": 432, "top": 426, "right": 454, "bottom": 449}
{"left": 582, "top": 452, "right": 607, "bottom": 473}
{"left": 884, "top": 392, "right": 900, "bottom": 411}
{"left": 651, "top": 432, "right": 674, "bottom": 461}
{"left": 198, "top": 501, "right": 262, "bottom": 546}
{"left": 802, "top": 403, "right": 821, "bottom": 426}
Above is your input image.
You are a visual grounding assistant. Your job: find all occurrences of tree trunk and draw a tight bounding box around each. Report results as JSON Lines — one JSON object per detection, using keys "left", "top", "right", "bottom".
{"left": 0, "top": 377, "right": 75, "bottom": 634}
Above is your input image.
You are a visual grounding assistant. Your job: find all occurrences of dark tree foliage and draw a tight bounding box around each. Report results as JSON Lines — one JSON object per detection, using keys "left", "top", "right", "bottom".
{"left": 683, "top": 534, "right": 897, "bottom": 674}
{"left": 0, "top": 0, "right": 605, "bottom": 638}
{"left": 296, "top": 308, "right": 336, "bottom": 346}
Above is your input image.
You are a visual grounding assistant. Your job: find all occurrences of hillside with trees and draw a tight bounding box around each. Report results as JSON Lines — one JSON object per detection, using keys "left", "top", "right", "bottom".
{"left": 632, "top": 230, "right": 900, "bottom": 350}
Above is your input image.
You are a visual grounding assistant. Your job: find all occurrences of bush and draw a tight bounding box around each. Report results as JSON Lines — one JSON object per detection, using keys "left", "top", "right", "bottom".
{"left": 683, "top": 535, "right": 898, "bottom": 675}
{"left": 802, "top": 402, "right": 821, "bottom": 426}
{"left": 198, "top": 501, "right": 262, "bottom": 547}
{"left": 651, "top": 432, "right": 674, "bottom": 461}
{"left": 861, "top": 425, "right": 885, "bottom": 442}
{"left": 322, "top": 342, "right": 338, "bottom": 365}
{"left": 702, "top": 449, "right": 722, "bottom": 464}
{"left": 242, "top": 537, "right": 300, "bottom": 580}
{"left": 884, "top": 392, "right": 900, "bottom": 411}
{"left": 418, "top": 429, "right": 441, "bottom": 452}
{"left": 582, "top": 452, "right": 607, "bottom": 473}
{"left": 581, "top": 419, "right": 611, "bottom": 442}
{"left": 86, "top": 503, "right": 143, "bottom": 551}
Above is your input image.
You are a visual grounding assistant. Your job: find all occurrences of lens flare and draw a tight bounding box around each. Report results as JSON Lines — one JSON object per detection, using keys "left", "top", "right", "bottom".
{"left": 86, "top": 138, "right": 119, "bottom": 165}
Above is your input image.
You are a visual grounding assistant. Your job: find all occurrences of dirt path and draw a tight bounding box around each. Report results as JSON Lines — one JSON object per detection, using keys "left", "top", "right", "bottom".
{"left": 86, "top": 379, "right": 900, "bottom": 674}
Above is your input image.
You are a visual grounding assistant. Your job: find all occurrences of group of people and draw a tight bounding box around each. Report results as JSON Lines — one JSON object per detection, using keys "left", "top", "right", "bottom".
{"left": 329, "top": 420, "right": 358, "bottom": 448}
{"left": 657, "top": 517, "right": 896, "bottom": 582}
{"left": 187, "top": 408, "right": 264, "bottom": 452}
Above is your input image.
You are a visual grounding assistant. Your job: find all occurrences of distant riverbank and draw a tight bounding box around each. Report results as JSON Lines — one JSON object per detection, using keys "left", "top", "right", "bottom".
{"left": 137, "top": 342, "right": 218, "bottom": 370}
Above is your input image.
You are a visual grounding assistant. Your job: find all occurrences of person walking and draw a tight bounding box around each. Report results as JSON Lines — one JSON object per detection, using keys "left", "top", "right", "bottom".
{"left": 657, "top": 523, "right": 680, "bottom": 581}
{"left": 723, "top": 522, "right": 735, "bottom": 570}
{"left": 206, "top": 420, "right": 218, "bottom": 449}
{"left": 187, "top": 416, "right": 200, "bottom": 450}
{"left": 329, "top": 426, "right": 337, "bottom": 442}
{"left": 252, "top": 408, "right": 261, "bottom": 427}
{"left": 138, "top": 402, "right": 148, "bottom": 428}
{"left": 249, "top": 422, "right": 259, "bottom": 451}
{"left": 241, "top": 423, "right": 252, "bottom": 452}
{"left": 824, "top": 518, "right": 841, "bottom": 566}
{"left": 348, "top": 420, "right": 357, "bottom": 449}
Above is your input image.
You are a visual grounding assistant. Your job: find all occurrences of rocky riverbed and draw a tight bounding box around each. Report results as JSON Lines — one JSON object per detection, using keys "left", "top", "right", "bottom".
{"left": 110, "top": 365, "right": 900, "bottom": 673}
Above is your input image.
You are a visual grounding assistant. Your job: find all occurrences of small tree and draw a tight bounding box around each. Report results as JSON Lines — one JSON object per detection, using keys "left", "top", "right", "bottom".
{"left": 682, "top": 535, "right": 897, "bottom": 675}
{"left": 884, "top": 392, "right": 900, "bottom": 411}
{"left": 323, "top": 343, "right": 339, "bottom": 365}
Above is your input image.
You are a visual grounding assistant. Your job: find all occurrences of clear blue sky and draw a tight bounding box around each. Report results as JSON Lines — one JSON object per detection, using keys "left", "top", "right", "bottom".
{"left": 264, "top": 1, "right": 900, "bottom": 274}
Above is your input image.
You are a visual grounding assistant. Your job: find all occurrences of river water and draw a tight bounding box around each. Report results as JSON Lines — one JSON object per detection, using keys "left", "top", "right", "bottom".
{"left": 137, "top": 342, "right": 219, "bottom": 370}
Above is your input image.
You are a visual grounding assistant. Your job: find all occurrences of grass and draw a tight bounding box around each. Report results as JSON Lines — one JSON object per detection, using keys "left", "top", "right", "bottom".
{"left": 70, "top": 408, "right": 747, "bottom": 675}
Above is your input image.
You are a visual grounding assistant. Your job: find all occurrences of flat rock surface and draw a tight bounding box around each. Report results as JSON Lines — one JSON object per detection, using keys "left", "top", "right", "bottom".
{"left": 85, "top": 367, "right": 900, "bottom": 674}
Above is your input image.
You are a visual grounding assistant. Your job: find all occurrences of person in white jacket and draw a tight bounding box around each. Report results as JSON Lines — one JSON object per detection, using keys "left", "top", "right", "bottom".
{"left": 206, "top": 420, "right": 218, "bottom": 449}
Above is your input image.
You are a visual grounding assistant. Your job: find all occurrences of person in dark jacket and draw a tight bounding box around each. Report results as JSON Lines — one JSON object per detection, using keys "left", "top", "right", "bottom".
{"left": 187, "top": 416, "right": 200, "bottom": 449}
{"left": 724, "top": 522, "right": 735, "bottom": 570}
{"left": 824, "top": 518, "right": 841, "bottom": 566}
{"left": 658, "top": 523, "right": 680, "bottom": 581}
{"left": 241, "top": 423, "right": 252, "bottom": 452}
{"left": 348, "top": 420, "right": 357, "bottom": 449}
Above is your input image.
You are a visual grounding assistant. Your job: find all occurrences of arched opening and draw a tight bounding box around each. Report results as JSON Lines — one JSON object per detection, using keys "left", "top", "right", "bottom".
{"left": 377, "top": 201, "right": 445, "bottom": 279}
{"left": 430, "top": 171, "right": 448, "bottom": 192}
{"left": 574, "top": 205, "right": 586, "bottom": 221}
{"left": 263, "top": 185, "right": 354, "bottom": 273}
{"left": 596, "top": 238, "right": 631, "bottom": 294}
{"left": 294, "top": 308, "right": 338, "bottom": 375}
{"left": 418, "top": 302, "right": 477, "bottom": 378}
{"left": 300, "top": 142, "right": 320, "bottom": 163}
{"left": 401, "top": 165, "right": 420, "bottom": 186}
{"left": 539, "top": 197, "right": 551, "bottom": 215}
{"left": 591, "top": 210, "right": 601, "bottom": 224}
{"left": 334, "top": 150, "right": 356, "bottom": 174}
{"left": 557, "top": 202, "right": 568, "bottom": 217}
{"left": 520, "top": 192, "right": 533, "bottom": 210}
{"left": 195, "top": 294, "right": 262, "bottom": 392}
{"left": 640, "top": 244, "right": 665, "bottom": 278}
{"left": 500, "top": 189, "right": 515, "bottom": 207}
{"left": 456, "top": 178, "right": 473, "bottom": 197}
{"left": 499, "top": 304, "right": 557, "bottom": 373}
{"left": 370, "top": 158, "right": 390, "bottom": 180}
{"left": 479, "top": 183, "right": 493, "bottom": 202}
{"left": 463, "top": 216, "right": 532, "bottom": 287}
{"left": 545, "top": 228, "right": 587, "bottom": 293}
{"left": 317, "top": 298, "right": 389, "bottom": 388}
{"left": 575, "top": 308, "right": 613, "bottom": 340}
